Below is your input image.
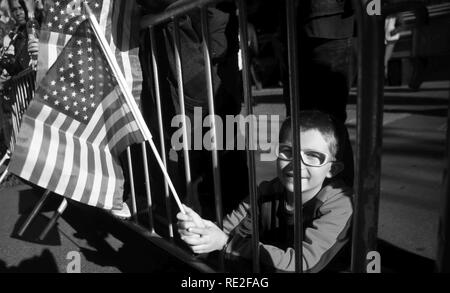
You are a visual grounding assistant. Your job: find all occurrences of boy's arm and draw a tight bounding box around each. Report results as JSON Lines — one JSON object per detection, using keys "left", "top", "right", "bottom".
{"left": 225, "top": 191, "right": 353, "bottom": 272}
{"left": 222, "top": 179, "right": 280, "bottom": 235}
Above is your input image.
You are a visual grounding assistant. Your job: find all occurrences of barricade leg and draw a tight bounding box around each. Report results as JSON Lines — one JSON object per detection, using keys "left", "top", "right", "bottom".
{"left": 39, "top": 198, "right": 68, "bottom": 241}
{"left": 0, "top": 150, "right": 10, "bottom": 168}
{"left": 126, "top": 147, "right": 138, "bottom": 222}
{"left": 0, "top": 168, "right": 9, "bottom": 185}
{"left": 18, "top": 190, "right": 51, "bottom": 236}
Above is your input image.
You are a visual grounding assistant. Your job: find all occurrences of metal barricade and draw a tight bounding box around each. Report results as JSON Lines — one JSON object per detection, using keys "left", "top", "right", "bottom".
{"left": 127, "top": 0, "right": 231, "bottom": 272}
{"left": 0, "top": 67, "right": 36, "bottom": 183}
{"left": 129, "top": 0, "right": 386, "bottom": 273}
{"left": 2, "top": 68, "right": 36, "bottom": 151}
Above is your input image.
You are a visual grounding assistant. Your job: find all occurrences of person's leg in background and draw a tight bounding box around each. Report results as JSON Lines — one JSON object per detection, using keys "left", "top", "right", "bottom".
{"left": 302, "top": 36, "right": 354, "bottom": 187}
{"left": 283, "top": 35, "right": 355, "bottom": 187}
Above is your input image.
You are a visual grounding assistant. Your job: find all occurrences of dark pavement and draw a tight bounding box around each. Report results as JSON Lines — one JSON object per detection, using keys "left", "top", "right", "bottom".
{"left": 0, "top": 184, "right": 196, "bottom": 273}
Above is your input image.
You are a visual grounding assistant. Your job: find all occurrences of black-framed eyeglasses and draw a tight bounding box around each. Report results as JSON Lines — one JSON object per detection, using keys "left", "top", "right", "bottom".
{"left": 276, "top": 144, "right": 336, "bottom": 167}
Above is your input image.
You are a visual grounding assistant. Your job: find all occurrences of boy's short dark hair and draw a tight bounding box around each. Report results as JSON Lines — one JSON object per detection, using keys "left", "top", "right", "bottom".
{"left": 279, "top": 110, "right": 347, "bottom": 161}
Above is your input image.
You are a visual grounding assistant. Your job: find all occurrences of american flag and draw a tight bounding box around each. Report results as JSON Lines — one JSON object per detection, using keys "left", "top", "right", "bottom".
{"left": 37, "top": 0, "right": 142, "bottom": 107}
{"left": 9, "top": 20, "right": 144, "bottom": 210}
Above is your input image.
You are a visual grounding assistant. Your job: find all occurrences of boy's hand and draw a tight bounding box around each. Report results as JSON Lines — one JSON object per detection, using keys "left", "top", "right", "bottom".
{"left": 181, "top": 220, "right": 229, "bottom": 254}
{"left": 176, "top": 204, "right": 205, "bottom": 237}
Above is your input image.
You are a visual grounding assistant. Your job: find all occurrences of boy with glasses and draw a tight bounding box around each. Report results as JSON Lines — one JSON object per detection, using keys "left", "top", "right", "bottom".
{"left": 177, "top": 110, "right": 353, "bottom": 272}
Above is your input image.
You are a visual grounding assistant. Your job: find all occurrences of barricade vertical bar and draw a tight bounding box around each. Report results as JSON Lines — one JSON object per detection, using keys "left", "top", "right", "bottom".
{"left": 18, "top": 82, "right": 26, "bottom": 121}
{"left": 21, "top": 79, "right": 28, "bottom": 110}
{"left": 173, "top": 17, "right": 194, "bottom": 207}
{"left": 24, "top": 77, "right": 32, "bottom": 106}
{"left": 350, "top": 0, "right": 385, "bottom": 273}
{"left": 9, "top": 82, "right": 17, "bottom": 133}
{"left": 141, "top": 142, "right": 155, "bottom": 233}
{"left": 11, "top": 100, "right": 19, "bottom": 148}
{"left": 150, "top": 27, "right": 174, "bottom": 237}
{"left": 126, "top": 147, "right": 139, "bottom": 222}
{"left": 286, "top": 0, "right": 303, "bottom": 273}
{"left": 236, "top": 0, "right": 260, "bottom": 272}
{"left": 436, "top": 76, "right": 450, "bottom": 272}
{"left": 19, "top": 82, "right": 27, "bottom": 124}
{"left": 200, "top": 6, "right": 225, "bottom": 271}
{"left": 9, "top": 78, "right": 19, "bottom": 152}
{"left": 29, "top": 71, "right": 36, "bottom": 100}
{"left": 8, "top": 109, "right": 15, "bottom": 149}
{"left": 200, "top": 7, "right": 223, "bottom": 229}
{"left": 14, "top": 81, "right": 22, "bottom": 118}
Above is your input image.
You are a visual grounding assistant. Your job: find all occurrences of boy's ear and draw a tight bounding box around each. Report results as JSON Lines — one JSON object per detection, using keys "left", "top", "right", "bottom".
{"left": 327, "top": 162, "right": 344, "bottom": 178}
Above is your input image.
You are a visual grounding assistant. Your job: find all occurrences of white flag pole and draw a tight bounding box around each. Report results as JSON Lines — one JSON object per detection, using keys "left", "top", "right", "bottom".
{"left": 82, "top": 2, "right": 186, "bottom": 214}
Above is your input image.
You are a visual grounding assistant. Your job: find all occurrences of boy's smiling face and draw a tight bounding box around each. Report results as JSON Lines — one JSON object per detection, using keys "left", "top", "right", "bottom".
{"left": 277, "top": 128, "right": 340, "bottom": 203}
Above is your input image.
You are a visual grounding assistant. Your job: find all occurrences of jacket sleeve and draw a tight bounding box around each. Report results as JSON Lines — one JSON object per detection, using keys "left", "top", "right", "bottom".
{"left": 222, "top": 180, "right": 278, "bottom": 235}
{"left": 222, "top": 199, "right": 250, "bottom": 235}
{"left": 225, "top": 190, "right": 353, "bottom": 272}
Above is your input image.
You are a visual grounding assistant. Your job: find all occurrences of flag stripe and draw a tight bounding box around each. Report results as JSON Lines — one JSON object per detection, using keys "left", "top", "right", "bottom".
{"left": 70, "top": 131, "right": 88, "bottom": 201}
{"left": 80, "top": 141, "right": 97, "bottom": 205}
{"left": 103, "top": 147, "right": 116, "bottom": 209}
{"left": 84, "top": 100, "right": 121, "bottom": 207}
{"left": 29, "top": 112, "right": 57, "bottom": 182}
{"left": 58, "top": 117, "right": 84, "bottom": 199}
{"left": 54, "top": 119, "right": 81, "bottom": 195}
{"left": 46, "top": 117, "right": 73, "bottom": 191}
{"left": 27, "top": 111, "right": 57, "bottom": 184}
{"left": 86, "top": 143, "right": 102, "bottom": 206}
{"left": 17, "top": 106, "right": 51, "bottom": 179}
{"left": 71, "top": 90, "right": 117, "bottom": 201}
{"left": 109, "top": 120, "right": 140, "bottom": 153}
{"left": 110, "top": 130, "right": 142, "bottom": 159}
{"left": 88, "top": 122, "right": 109, "bottom": 206}
{"left": 10, "top": 109, "right": 18, "bottom": 151}
{"left": 37, "top": 112, "right": 67, "bottom": 187}
{"left": 100, "top": 0, "right": 111, "bottom": 37}
{"left": 121, "top": 52, "right": 132, "bottom": 93}
{"left": 128, "top": 2, "right": 142, "bottom": 106}
{"left": 107, "top": 148, "right": 123, "bottom": 209}
{"left": 96, "top": 145, "right": 110, "bottom": 208}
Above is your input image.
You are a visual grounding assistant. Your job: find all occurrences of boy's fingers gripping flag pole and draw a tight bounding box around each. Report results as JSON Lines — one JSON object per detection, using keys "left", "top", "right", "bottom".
{"left": 82, "top": 2, "right": 186, "bottom": 214}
